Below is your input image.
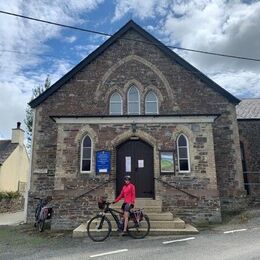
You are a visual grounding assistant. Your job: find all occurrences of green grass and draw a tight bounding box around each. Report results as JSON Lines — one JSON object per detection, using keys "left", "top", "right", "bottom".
{"left": 0, "top": 191, "right": 20, "bottom": 201}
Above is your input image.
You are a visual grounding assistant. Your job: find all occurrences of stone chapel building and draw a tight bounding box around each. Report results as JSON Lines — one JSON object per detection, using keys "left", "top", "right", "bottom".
{"left": 27, "top": 21, "right": 246, "bottom": 230}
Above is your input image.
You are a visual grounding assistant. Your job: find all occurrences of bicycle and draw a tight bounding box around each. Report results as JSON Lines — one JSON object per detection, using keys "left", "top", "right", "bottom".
{"left": 87, "top": 198, "right": 150, "bottom": 242}
{"left": 34, "top": 197, "right": 53, "bottom": 232}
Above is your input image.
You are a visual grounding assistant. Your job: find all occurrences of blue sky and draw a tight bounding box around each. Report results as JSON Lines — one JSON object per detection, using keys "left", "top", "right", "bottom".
{"left": 0, "top": 0, "right": 260, "bottom": 140}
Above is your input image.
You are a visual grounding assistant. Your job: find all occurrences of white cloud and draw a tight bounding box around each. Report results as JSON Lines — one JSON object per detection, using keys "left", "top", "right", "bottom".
{"left": 112, "top": 0, "right": 171, "bottom": 21}
{"left": 211, "top": 70, "right": 260, "bottom": 98}
{"left": 64, "top": 36, "right": 77, "bottom": 43}
{"left": 112, "top": 0, "right": 260, "bottom": 98}
{"left": 0, "top": 0, "right": 104, "bottom": 139}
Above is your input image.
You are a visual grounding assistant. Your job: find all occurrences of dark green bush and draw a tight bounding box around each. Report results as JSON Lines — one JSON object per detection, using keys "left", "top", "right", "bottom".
{"left": 0, "top": 191, "right": 20, "bottom": 201}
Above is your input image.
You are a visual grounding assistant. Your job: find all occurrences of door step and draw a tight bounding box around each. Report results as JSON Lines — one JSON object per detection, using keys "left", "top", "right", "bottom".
{"left": 73, "top": 222, "right": 198, "bottom": 238}
{"left": 73, "top": 199, "right": 199, "bottom": 238}
{"left": 110, "top": 198, "right": 163, "bottom": 213}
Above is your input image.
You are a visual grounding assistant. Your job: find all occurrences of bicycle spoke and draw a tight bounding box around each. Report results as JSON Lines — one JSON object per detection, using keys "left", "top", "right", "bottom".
{"left": 87, "top": 215, "right": 111, "bottom": 242}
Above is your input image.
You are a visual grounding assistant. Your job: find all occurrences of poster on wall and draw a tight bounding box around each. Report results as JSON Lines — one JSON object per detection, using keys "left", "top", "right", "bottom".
{"left": 96, "top": 150, "right": 111, "bottom": 174}
{"left": 160, "top": 151, "right": 174, "bottom": 173}
{"left": 138, "top": 160, "right": 144, "bottom": 168}
{"left": 125, "top": 156, "right": 131, "bottom": 172}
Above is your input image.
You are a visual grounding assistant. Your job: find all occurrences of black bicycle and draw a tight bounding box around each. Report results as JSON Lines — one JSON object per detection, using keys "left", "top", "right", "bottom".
{"left": 34, "top": 197, "right": 53, "bottom": 232}
{"left": 87, "top": 199, "right": 150, "bottom": 242}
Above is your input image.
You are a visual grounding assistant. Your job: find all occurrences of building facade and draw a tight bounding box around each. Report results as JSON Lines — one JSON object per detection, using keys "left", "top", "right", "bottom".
{"left": 27, "top": 21, "right": 246, "bottom": 229}
{"left": 237, "top": 99, "right": 260, "bottom": 199}
{"left": 0, "top": 122, "right": 29, "bottom": 193}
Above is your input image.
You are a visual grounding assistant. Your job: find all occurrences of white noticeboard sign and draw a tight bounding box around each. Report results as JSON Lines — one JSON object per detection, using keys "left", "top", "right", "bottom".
{"left": 138, "top": 160, "right": 144, "bottom": 168}
{"left": 125, "top": 156, "right": 131, "bottom": 172}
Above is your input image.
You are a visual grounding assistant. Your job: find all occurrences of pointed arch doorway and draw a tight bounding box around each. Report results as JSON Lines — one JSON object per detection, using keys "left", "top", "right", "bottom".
{"left": 116, "top": 139, "right": 154, "bottom": 198}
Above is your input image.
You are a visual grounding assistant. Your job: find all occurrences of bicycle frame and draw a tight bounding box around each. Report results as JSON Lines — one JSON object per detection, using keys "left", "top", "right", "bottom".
{"left": 98, "top": 204, "right": 123, "bottom": 229}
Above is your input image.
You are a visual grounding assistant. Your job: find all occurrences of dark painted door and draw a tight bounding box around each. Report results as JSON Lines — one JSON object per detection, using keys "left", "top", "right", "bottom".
{"left": 116, "top": 139, "right": 154, "bottom": 198}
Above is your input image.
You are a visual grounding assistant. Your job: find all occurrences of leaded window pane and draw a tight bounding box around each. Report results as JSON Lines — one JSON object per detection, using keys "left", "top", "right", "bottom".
{"left": 83, "top": 147, "right": 91, "bottom": 159}
{"left": 110, "top": 103, "right": 122, "bottom": 114}
{"left": 128, "top": 87, "right": 138, "bottom": 102}
{"left": 128, "top": 86, "right": 140, "bottom": 115}
{"left": 81, "top": 135, "right": 92, "bottom": 172}
{"left": 179, "top": 147, "right": 187, "bottom": 158}
{"left": 178, "top": 135, "right": 187, "bottom": 146}
{"left": 146, "top": 92, "right": 157, "bottom": 102}
{"left": 146, "top": 102, "right": 157, "bottom": 114}
{"left": 110, "top": 93, "right": 122, "bottom": 115}
{"left": 82, "top": 160, "right": 91, "bottom": 171}
{"left": 129, "top": 102, "right": 139, "bottom": 114}
{"left": 83, "top": 136, "right": 91, "bottom": 147}
{"left": 179, "top": 160, "right": 189, "bottom": 171}
{"left": 111, "top": 93, "right": 121, "bottom": 102}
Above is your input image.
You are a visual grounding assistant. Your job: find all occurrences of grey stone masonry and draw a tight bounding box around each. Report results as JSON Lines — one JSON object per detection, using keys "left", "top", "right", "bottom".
{"left": 238, "top": 119, "right": 260, "bottom": 199}
{"left": 27, "top": 25, "right": 245, "bottom": 229}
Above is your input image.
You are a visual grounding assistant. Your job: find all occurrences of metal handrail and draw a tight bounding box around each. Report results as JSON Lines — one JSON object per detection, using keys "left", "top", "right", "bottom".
{"left": 154, "top": 177, "right": 199, "bottom": 200}
{"left": 74, "top": 178, "right": 116, "bottom": 200}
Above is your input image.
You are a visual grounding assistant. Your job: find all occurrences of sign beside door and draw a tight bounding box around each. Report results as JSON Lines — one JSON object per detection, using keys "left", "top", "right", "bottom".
{"left": 96, "top": 150, "right": 111, "bottom": 174}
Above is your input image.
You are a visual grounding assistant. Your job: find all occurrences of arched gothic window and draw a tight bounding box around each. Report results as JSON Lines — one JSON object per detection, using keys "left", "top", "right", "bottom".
{"left": 109, "top": 92, "right": 122, "bottom": 115}
{"left": 177, "top": 134, "right": 190, "bottom": 172}
{"left": 127, "top": 85, "right": 140, "bottom": 115}
{"left": 145, "top": 91, "right": 158, "bottom": 114}
{"left": 81, "top": 135, "right": 92, "bottom": 173}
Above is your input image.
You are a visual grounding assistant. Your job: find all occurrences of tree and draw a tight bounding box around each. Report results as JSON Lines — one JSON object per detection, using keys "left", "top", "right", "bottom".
{"left": 24, "top": 76, "right": 51, "bottom": 150}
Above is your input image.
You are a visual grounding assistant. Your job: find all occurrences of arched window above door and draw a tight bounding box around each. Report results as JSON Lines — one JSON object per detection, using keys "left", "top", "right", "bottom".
{"left": 145, "top": 91, "right": 158, "bottom": 114}
{"left": 109, "top": 92, "right": 122, "bottom": 115}
{"left": 177, "top": 134, "right": 190, "bottom": 172}
{"left": 81, "top": 135, "right": 92, "bottom": 173}
{"left": 127, "top": 85, "right": 140, "bottom": 115}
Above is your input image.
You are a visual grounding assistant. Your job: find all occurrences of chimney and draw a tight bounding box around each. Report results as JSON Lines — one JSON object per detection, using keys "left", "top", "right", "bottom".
{"left": 11, "top": 122, "right": 25, "bottom": 145}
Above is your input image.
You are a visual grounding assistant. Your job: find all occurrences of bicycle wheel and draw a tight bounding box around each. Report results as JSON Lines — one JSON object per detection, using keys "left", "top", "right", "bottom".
{"left": 127, "top": 214, "right": 150, "bottom": 239}
{"left": 38, "top": 219, "right": 45, "bottom": 232}
{"left": 87, "top": 215, "right": 111, "bottom": 242}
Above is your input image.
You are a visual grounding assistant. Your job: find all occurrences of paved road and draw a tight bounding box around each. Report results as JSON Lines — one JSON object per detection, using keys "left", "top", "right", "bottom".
{"left": 1, "top": 226, "right": 258, "bottom": 260}
{"left": 1, "top": 208, "right": 260, "bottom": 260}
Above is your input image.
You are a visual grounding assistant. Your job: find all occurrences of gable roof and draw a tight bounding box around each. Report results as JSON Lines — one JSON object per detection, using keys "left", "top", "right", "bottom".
{"left": 236, "top": 98, "right": 260, "bottom": 119}
{"left": 29, "top": 20, "right": 240, "bottom": 108}
{"left": 0, "top": 140, "right": 18, "bottom": 165}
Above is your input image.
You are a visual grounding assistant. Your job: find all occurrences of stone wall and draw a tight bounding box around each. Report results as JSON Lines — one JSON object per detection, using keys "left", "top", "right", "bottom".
{"left": 238, "top": 119, "right": 260, "bottom": 198}
{"left": 27, "top": 28, "right": 245, "bottom": 228}
{"left": 0, "top": 195, "right": 24, "bottom": 213}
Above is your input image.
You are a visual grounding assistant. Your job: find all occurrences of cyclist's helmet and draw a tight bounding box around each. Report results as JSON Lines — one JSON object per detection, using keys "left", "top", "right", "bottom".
{"left": 124, "top": 175, "right": 131, "bottom": 181}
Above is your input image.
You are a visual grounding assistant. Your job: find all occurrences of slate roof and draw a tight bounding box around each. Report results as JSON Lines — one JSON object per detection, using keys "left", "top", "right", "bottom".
{"left": 29, "top": 20, "right": 240, "bottom": 108}
{"left": 0, "top": 140, "right": 18, "bottom": 165}
{"left": 236, "top": 99, "right": 260, "bottom": 119}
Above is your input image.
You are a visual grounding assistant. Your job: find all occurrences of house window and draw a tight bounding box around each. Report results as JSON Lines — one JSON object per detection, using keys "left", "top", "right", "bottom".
{"left": 109, "top": 92, "right": 122, "bottom": 115}
{"left": 145, "top": 91, "right": 158, "bottom": 114}
{"left": 127, "top": 85, "right": 140, "bottom": 115}
{"left": 81, "top": 135, "right": 92, "bottom": 173}
{"left": 177, "top": 134, "right": 190, "bottom": 172}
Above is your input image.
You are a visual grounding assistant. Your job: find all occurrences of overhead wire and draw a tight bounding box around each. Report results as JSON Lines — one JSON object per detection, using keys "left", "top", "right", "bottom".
{"left": 1, "top": 10, "right": 260, "bottom": 62}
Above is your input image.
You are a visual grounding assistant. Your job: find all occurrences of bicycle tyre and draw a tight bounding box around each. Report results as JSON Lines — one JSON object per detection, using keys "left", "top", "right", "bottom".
{"left": 127, "top": 214, "right": 150, "bottom": 239}
{"left": 87, "top": 215, "right": 111, "bottom": 242}
{"left": 38, "top": 219, "right": 45, "bottom": 232}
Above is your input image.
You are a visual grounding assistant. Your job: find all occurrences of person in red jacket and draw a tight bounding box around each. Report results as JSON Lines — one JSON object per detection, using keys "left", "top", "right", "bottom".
{"left": 113, "top": 175, "right": 136, "bottom": 235}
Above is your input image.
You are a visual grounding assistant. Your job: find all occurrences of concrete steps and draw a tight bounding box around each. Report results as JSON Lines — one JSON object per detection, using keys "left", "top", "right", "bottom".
{"left": 106, "top": 212, "right": 175, "bottom": 221}
{"left": 73, "top": 198, "right": 199, "bottom": 238}
{"left": 73, "top": 223, "right": 198, "bottom": 238}
{"left": 110, "top": 198, "right": 163, "bottom": 213}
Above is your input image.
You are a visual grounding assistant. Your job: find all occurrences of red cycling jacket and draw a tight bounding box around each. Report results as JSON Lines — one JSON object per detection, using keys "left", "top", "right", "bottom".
{"left": 114, "top": 183, "right": 136, "bottom": 205}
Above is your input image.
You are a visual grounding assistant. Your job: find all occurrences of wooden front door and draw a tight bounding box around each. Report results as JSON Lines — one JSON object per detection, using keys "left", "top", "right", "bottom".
{"left": 116, "top": 139, "right": 154, "bottom": 198}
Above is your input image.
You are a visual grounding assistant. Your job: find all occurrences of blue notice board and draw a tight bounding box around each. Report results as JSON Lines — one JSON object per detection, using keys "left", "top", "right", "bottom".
{"left": 96, "top": 150, "right": 111, "bottom": 174}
